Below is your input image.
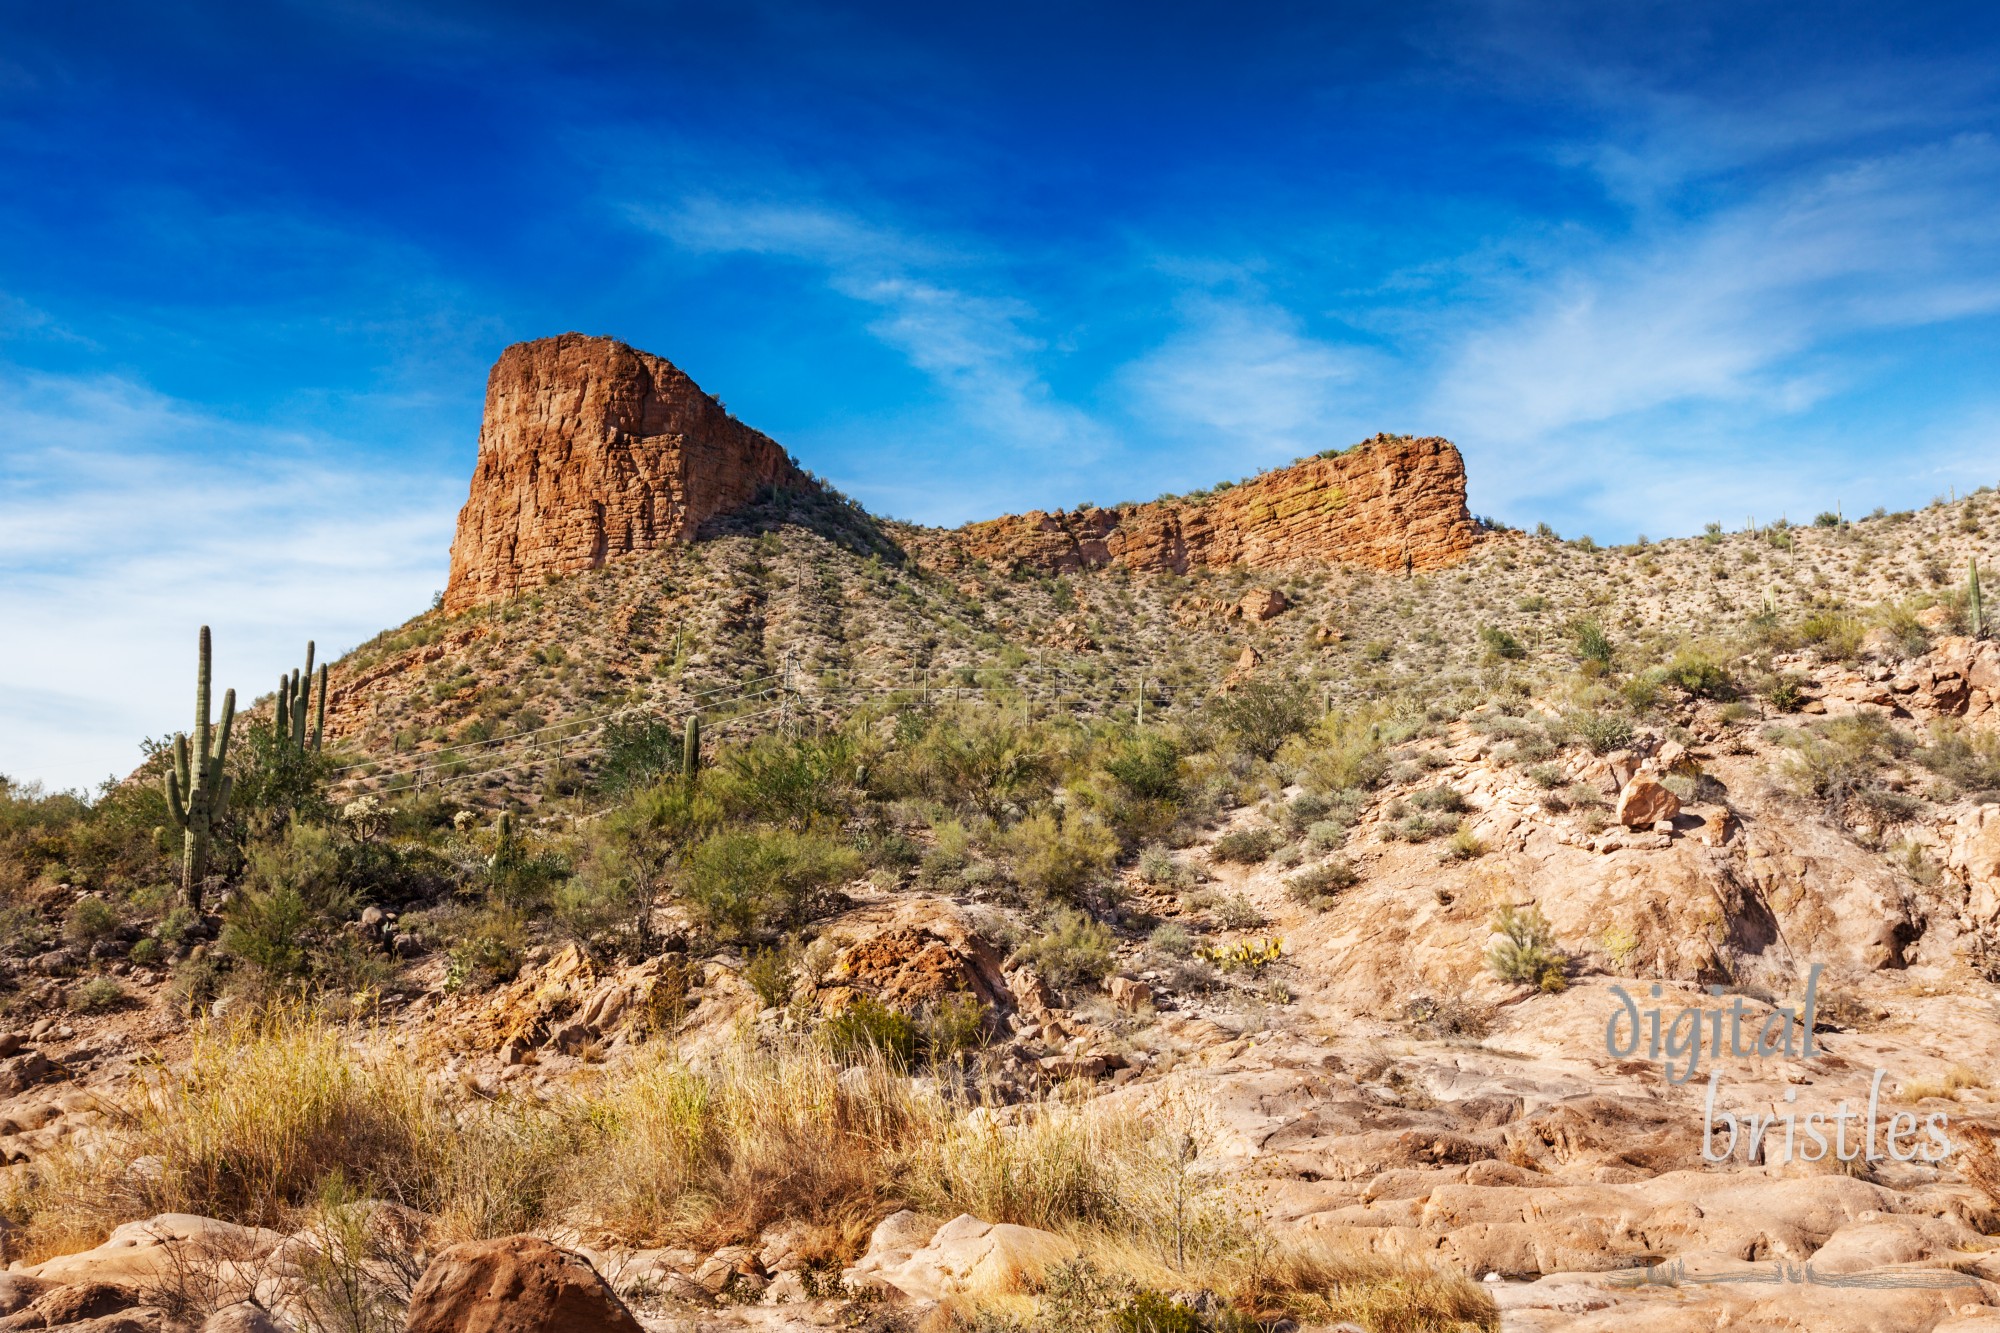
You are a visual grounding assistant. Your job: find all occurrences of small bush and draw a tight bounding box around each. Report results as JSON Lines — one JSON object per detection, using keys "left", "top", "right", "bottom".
{"left": 1573, "top": 620, "right": 1613, "bottom": 665}
{"left": 1663, "top": 651, "right": 1735, "bottom": 700}
{"left": 744, "top": 945, "right": 796, "bottom": 1009}
{"left": 1402, "top": 993, "right": 1492, "bottom": 1042}
{"left": 1285, "top": 858, "right": 1357, "bottom": 907}
{"left": 820, "top": 995, "right": 919, "bottom": 1068}
{"left": 1302, "top": 819, "right": 1349, "bottom": 854}
{"left": 1212, "top": 894, "right": 1266, "bottom": 929}
{"left": 1438, "top": 829, "right": 1486, "bottom": 861}
{"left": 1004, "top": 809, "right": 1120, "bottom": 901}
{"left": 1209, "top": 679, "right": 1314, "bottom": 760}
{"left": 684, "top": 827, "right": 860, "bottom": 940}
{"left": 1409, "top": 785, "right": 1466, "bottom": 813}
{"left": 1478, "top": 626, "right": 1526, "bottom": 661}
{"left": 1485, "top": 905, "right": 1567, "bottom": 991}
{"left": 68, "top": 976, "right": 126, "bottom": 1012}
{"left": 1765, "top": 673, "right": 1810, "bottom": 711}
{"left": 1102, "top": 734, "right": 1184, "bottom": 803}
{"left": 1798, "top": 611, "right": 1865, "bottom": 660}
{"left": 62, "top": 897, "right": 120, "bottom": 948}
{"left": 1568, "top": 710, "right": 1634, "bottom": 755}
{"left": 1211, "top": 827, "right": 1280, "bottom": 864}
{"left": 1147, "top": 922, "right": 1194, "bottom": 957}
{"left": 1014, "top": 909, "right": 1116, "bottom": 990}
{"left": 1525, "top": 764, "right": 1565, "bottom": 790}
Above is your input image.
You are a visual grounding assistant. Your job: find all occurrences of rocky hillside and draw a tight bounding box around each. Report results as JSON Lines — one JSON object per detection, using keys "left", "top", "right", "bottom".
{"left": 12, "top": 340, "right": 2000, "bottom": 1332}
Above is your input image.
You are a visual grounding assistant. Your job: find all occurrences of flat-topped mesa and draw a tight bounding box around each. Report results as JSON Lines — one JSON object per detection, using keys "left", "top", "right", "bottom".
{"left": 943, "top": 434, "right": 1480, "bottom": 576}
{"left": 443, "top": 335, "right": 811, "bottom": 612}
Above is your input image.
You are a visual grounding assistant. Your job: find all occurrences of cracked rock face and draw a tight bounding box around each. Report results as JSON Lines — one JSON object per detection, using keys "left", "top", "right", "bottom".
{"left": 938, "top": 434, "right": 1483, "bottom": 578}
{"left": 442, "top": 336, "right": 1481, "bottom": 612}
{"left": 443, "top": 335, "right": 811, "bottom": 612}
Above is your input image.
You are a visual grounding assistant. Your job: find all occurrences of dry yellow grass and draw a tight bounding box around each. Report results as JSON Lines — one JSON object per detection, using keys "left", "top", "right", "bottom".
{"left": 5, "top": 1012, "right": 1493, "bottom": 1330}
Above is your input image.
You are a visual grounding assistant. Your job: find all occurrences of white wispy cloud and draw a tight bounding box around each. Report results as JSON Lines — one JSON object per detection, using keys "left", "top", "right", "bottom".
{"left": 0, "top": 368, "right": 459, "bottom": 792}
{"left": 1435, "top": 136, "right": 2000, "bottom": 444}
{"left": 637, "top": 196, "right": 1111, "bottom": 463}
{"left": 1120, "top": 296, "right": 1380, "bottom": 477}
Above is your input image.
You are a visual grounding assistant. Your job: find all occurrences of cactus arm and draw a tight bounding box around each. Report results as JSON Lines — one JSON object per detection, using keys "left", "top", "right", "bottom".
{"left": 313, "top": 663, "right": 328, "bottom": 750}
{"left": 194, "top": 625, "right": 212, "bottom": 780}
{"left": 165, "top": 756, "right": 189, "bottom": 829}
{"left": 212, "top": 688, "right": 236, "bottom": 785}
{"left": 276, "top": 673, "right": 291, "bottom": 738}
{"left": 683, "top": 714, "right": 702, "bottom": 783}
{"left": 215, "top": 771, "right": 234, "bottom": 821}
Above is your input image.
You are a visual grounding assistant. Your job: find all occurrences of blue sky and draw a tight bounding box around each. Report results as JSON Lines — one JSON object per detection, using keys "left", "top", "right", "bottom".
{"left": 7, "top": 0, "right": 2000, "bottom": 789}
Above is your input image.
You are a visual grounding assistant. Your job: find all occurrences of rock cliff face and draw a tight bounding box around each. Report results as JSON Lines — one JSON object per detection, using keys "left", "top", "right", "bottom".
{"left": 937, "top": 434, "right": 1480, "bottom": 577}
{"left": 442, "top": 335, "right": 811, "bottom": 612}
{"left": 444, "top": 337, "right": 1479, "bottom": 611}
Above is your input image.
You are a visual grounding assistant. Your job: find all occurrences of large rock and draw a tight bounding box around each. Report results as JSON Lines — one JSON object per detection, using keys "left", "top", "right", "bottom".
{"left": 404, "top": 1235, "right": 642, "bottom": 1333}
{"left": 816, "top": 896, "right": 1016, "bottom": 1012}
{"left": 200, "top": 1306, "right": 290, "bottom": 1333}
{"left": 23, "top": 1216, "right": 284, "bottom": 1289}
{"left": 932, "top": 434, "right": 1481, "bottom": 578}
{"left": 1614, "top": 776, "right": 1680, "bottom": 829}
{"left": 845, "top": 1213, "right": 1076, "bottom": 1301}
{"left": 1949, "top": 805, "right": 2000, "bottom": 924}
{"left": 442, "top": 336, "right": 813, "bottom": 611}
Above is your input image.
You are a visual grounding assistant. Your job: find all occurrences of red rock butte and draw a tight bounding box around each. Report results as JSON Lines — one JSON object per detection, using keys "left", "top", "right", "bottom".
{"left": 443, "top": 335, "right": 811, "bottom": 612}
{"left": 443, "top": 334, "right": 1482, "bottom": 609}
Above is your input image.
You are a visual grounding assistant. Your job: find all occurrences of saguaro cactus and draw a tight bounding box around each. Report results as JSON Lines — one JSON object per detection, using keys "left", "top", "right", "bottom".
{"left": 164, "top": 625, "right": 237, "bottom": 910}
{"left": 275, "top": 640, "right": 328, "bottom": 751}
{"left": 1972, "top": 558, "right": 1986, "bottom": 640}
{"left": 682, "top": 714, "right": 702, "bottom": 784}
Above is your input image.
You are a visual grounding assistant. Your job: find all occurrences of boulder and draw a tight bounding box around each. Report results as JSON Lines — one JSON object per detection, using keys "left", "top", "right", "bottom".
{"left": 200, "top": 1305, "right": 290, "bottom": 1333}
{"left": 405, "top": 1236, "right": 642, "bottom": 1333}
{"left": 1105, "top": 976, "right": 1152, "bottom": 1013}
{"left": 1238, "top": 588, "right": 1290, "bottom": 622}
{"left": 24, "top": 1216, "right": 283, "bottom": 1289}
{"left": 1949, "top": 805, "right": 2000, "bottom": 924}
{"left": 846, "top": 1214, "right": 1075, "bottom": 1301}
{"left": 5, "top": 1282, "right": 139, "bottom": 1328}
{"left": 1614, "top": 776, "right": 1680, "bottom": 829}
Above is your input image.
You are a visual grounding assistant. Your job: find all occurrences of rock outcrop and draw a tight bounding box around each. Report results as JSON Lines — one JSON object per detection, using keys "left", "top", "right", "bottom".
{"left": 404, "top": 1235, "right": 642, "bottom": 1333}
{"left": 936, "top": 433, "right": 1481, "bottom": 577}
{"left": 441, "top": 336, "right": 1480, "bottom": 610}
{"left": 443, "top": 336, "right": 812, "bottom": 612}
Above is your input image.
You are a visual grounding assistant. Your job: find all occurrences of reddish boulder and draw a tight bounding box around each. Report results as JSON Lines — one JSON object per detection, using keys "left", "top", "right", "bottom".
{"left": 1615, "top": 776, "right": 1681, "bottom": 829}
{"left": 404, "top": 1236, "right": 641, "bottom": 1333}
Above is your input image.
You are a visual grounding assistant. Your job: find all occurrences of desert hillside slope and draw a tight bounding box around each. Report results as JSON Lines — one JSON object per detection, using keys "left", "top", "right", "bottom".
{"left": 8, "top": 339, "right": 2000, "bottom": 1332}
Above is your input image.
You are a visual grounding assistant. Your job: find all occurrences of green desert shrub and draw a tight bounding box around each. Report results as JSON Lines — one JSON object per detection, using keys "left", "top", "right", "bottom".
{"left": 820, "top": 995, "right": 919, "bottom": 1068}
{"left": 684, "top": 827, "right": 860, "bottom": 940}
{"left": 1485, "top": 905, "right": 1568, "bottom": 991}
{"left": 1209, "top": 679, "right": 1314, "bottom": 760}
{"left": 1210, "top": 827, "right": 1280, "bottom": 864}
{"left": 1003, "top": 809, "right": 1120, "bottom": 900}
{"left": 1013, "top": 909, "right": 1116, "bottom": 991}
{"left": 1478, "top": 626, "right": 1526, "bottom": 661}
{"left": 1567, "top": 709, "right": 1635, "bottom": 755}
{"left": 1572, "top": 620, "right": 1613, "bottom": 665}
{"left": 1285, "top": 858, "right": 1357, "bottom": 908}
{"left": 1663, "top": 651, "right": 1736, "bottom": 700}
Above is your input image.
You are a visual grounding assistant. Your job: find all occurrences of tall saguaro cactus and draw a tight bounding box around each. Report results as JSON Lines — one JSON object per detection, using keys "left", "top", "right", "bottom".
{"left": 1971, "top": 558, "right": 1986, "bottom": 640}
{"left": 275, "top": 640, "right": 328, "bottom": 751}
{"left": 682, "top": 714, "right": 702, "bottom": 784}
{"left": 164, "top": 626, "right": 237, "bottom": 910}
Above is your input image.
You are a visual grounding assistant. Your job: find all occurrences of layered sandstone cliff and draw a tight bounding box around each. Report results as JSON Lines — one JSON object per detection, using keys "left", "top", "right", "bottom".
{"left": 443, "top": 336, "right": 1479, "bottom": 611}
{"left": 442, "top": 335, "right": 811, "bottom": 611}
{"left": 934, "top": 434, "right": 1480, "bottom": 576}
